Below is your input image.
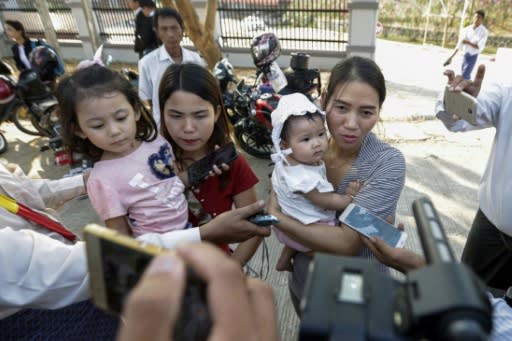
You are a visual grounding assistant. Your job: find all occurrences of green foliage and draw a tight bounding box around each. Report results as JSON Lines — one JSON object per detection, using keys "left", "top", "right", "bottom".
{"left": 379, "top": 0, "right": 512, "bottom": 36}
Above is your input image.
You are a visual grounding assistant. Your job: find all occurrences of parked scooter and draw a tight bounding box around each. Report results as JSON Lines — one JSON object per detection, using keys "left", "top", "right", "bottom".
{"left": 214, "top": 32, "right": 321, "bottom": 159}
{"left": 0, "top": 57, "right": 61, "bottom": 155}
{"left": 0, "top": 70, "right": 13, "bottom": 154}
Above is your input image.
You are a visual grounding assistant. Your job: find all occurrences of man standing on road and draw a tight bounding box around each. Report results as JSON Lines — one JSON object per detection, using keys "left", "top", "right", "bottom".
{"left": 443, "top": 9, "right": 488, "bottom": 80}
{"left": 138, "top": 7, "right": 206, "bottom": 126}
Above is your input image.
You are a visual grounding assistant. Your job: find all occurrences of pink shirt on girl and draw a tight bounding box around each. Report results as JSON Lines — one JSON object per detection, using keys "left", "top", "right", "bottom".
{"left": 87, "top": 135, "right": 188, "bottom": 237}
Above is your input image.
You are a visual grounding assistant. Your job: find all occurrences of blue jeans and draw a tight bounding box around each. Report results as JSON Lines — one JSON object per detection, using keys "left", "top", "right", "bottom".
{"left": 462, "top": 52, "right": 478, "bottom": 80}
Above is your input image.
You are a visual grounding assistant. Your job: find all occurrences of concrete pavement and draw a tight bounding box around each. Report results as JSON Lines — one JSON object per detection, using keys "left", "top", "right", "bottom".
{"left": 0, "top": 39, "right": 498, "bottom": 340}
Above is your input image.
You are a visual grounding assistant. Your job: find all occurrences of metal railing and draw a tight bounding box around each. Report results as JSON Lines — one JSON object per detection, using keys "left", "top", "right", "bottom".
{"left": 1, "top": 0, "right": 348, "bottom": 53}
{"left": 217, "top": 0, "right": 348, "bottom": 52}
{"left": 0, "top": 0, "right": 79, "bottom": 40}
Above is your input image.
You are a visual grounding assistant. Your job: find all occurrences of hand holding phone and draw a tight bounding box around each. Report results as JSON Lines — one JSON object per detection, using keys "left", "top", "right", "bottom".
{"left": 444, "top": 85, "right": 478, "bottom": 125}
{"left": 339, "top": 203, "right": 407, "bottom": 248}
{"left": 248, "top": 214, "right": 279, "bottom": 227}
{"left": 187, "top": 142, "right": 238, "bottom": 186}
{"left": 83, "top": 224, "right": 211, "bottom": 340}
{"left": 115, "top": 242, "right": 279, "bottom": 341}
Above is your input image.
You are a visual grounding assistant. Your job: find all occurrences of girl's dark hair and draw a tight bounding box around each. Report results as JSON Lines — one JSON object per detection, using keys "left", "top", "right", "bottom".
{"left": 5, "top": 20, "right": 29, "bottom": 40}
{"left": 158, "top": 63, "right": 233, "bottom": 166}
{"left": 280, "top": 111, "right": 324, "bottom": 143}
{"left": 323, "top": 56, "right": 386, "bottom": 110}
{"left": 56, "top": 65, "right": 157, "bottom": 162}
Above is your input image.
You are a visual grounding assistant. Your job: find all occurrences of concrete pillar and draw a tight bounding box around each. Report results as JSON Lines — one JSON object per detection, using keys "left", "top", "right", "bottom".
{"left": 0, "top": 13, "right": 12, "bottom": 59}
{"left": 34, "top": 0, "right": 62, "bottom": 57}
{"left": 347, "top": 0, "right": 379, "bottom": 59}
{"left": 67, "top": 0, "right": 99, "bottom": 60}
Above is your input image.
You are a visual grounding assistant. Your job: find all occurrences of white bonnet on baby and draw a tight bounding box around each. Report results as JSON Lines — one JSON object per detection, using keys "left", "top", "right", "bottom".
{"left": 270, "top": 92, "right": 325, "bottom": 164}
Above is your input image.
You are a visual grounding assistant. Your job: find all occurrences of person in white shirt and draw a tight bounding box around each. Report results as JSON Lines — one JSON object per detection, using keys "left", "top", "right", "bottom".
{"left": 435, "top": 64, "right": 512, "bottom": 290}
{"left": 138, "top": 7, "right": 207, "bottom": 126}
{"left": 443, "top": 9, "right": 488, "bottom": 80}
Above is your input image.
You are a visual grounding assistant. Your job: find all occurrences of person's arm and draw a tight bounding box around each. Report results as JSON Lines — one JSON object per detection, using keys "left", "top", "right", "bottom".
{"left": 230, "top": 187, "right": 263, "bottom": 266}
{"left": 137, "top": 200, "right": 270, "bottom": 249}
{"left": 361, "top": 235, "right": 426, "bottom": 273}
{"left": 436, "top": 65, "right": 500, "bottom": 131}
{"left": 474, "top": 28, "right": 488, "bottom": 53}
{"left": 444, "top": 28, "right": 467, "bottom": 66}
{"left": 105, "top": 216, "right": 132, "bottom": 236}
{"left": 137, "top": 57, "right": 152, "bottom": 104}
{"left": 302, "top": 190, "right": 353, "bottom": 211}
{"left": 268, "top": 189, "right": 362, "bottom": 255}
{"left": 2, "top": 162, "right": 86, "bottom": 209}
{"left": 0, "top": 227, "right": 89, "bottom": 314}
{"left": 117, "top": 243, "right": 278, "bottom": 341}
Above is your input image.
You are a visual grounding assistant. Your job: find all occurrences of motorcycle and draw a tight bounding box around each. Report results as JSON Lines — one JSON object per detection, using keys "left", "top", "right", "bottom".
{"left": 214, "top": 33, "right": 321, "bottom": 159}
{"left": 0, "top": 57, "right": 61, "bottom": 155}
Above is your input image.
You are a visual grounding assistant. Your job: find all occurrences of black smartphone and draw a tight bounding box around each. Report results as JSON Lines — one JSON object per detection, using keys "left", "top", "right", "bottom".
{"left": 248, "top": 214, "right": 280, "bottom": 227}
{"left": 187, "top": 142, "right": 238, "bottom": 186}
{"left": 83, "top": 224, "right": 212, "bottom": 341}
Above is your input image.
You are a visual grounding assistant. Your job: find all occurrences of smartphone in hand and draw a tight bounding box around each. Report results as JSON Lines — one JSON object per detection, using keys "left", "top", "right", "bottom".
{"left": 339, "top": 203, "right": 407, "bottom": 248}
{"left": 187, "top": 142, "right": 238, "bottom": 186}
{"left": 248, "top": 214, "right": 279, "bottom": 227}
{"left": 444, "top": 86, "right": 478, "bottom": 125}
{"left": 83, "top": 224, "right": 212, "bottom": 340}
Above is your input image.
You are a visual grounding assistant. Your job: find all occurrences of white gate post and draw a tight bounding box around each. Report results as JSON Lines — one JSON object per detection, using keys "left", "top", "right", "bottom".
{"left": 67, "top": 0, "right": 99, "bottom": 59}
{"left": 347, "top": 0, "right": 379, "bottom": 59}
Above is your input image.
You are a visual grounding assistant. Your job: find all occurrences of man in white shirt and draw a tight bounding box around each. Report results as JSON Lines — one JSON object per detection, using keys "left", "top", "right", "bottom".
{"left": 443, "top": 9, "right": 488, "bottom": 80}
{"left": 435, "top": 64, "right": 512, "bottom": 290}
{"left": 138, "top": 7, "right": 207, "bottom": 126}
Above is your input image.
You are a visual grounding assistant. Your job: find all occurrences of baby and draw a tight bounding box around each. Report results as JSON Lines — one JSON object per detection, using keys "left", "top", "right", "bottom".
{"left": 271, "top": 93, "right": 360, "bottom": 271}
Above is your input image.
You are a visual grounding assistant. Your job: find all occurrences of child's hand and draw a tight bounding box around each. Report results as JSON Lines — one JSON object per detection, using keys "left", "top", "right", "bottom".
{"left": 346, "top": 180, "right": 361, "bottom": 199}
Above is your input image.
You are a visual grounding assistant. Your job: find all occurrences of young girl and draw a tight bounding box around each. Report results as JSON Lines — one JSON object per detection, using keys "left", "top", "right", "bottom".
{"left": 270, "top": 93, "right": 360, "bottom": 271}
{"left": 158, "top": 63, "right": 262, "bottom": 265}
{"left": 57, "top": 65, "right": 188, "bottom": 237}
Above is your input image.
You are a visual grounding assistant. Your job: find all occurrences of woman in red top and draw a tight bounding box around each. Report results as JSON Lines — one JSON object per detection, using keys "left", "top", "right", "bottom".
{"left": 158, "top": 63, "right": 262, "bottom": 266}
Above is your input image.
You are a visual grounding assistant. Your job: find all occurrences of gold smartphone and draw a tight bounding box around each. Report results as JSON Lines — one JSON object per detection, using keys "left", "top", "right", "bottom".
{"left": 444, "top": 86, "right": 478, "bottom": 125}
{"left": 83, "top": 224, "right": 212, "bottom": 340}
{"left": 83, "top": 224, "right": 166, "bottom": 313}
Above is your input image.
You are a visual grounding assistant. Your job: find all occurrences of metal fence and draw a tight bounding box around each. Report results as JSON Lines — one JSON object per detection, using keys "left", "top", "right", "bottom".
{"left": 0, "top": 0, "right": 79, "bottom": 40}
{"left": 217, "top": 0, "right": 348, "bottom": 52}
{"left": 92, "top": 0, "right": 135, "bottom": 44}
{"left": 1, "top": 0, "right": 348, "bottom": 52}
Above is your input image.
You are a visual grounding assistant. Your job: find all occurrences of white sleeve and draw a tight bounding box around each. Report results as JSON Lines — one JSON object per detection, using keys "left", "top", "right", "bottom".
{"left": 455, "top": 27, "right": 466, "bottom": 50}
{"left": 136, "top": 227, "right": 202, "bottom": 249}
{"left": 0, "top": 227, "right": 89, "bottom": 316}
{"left": 138, "top": 58, "right": 152, "bottom": 101}
{"left": 0, "top": 163, "right": 85, "bottom": 209}
{"left": 34, "top": 175, "right": 85, "bottom": 209}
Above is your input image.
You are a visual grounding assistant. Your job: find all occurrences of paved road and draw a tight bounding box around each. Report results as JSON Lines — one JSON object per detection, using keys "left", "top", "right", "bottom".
{"left": 0, "top": 39, "right": 497, "bottom": 340}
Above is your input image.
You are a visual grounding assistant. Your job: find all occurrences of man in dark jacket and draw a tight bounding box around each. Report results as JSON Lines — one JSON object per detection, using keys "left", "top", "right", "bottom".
{"left": 130, "top": 0, "right": 158, "bottom": 58}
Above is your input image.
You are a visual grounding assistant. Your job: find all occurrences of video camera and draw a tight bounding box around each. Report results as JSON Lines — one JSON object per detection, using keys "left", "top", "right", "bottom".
{"left": 300, "top": 197, "right": 492, "bottom": 341}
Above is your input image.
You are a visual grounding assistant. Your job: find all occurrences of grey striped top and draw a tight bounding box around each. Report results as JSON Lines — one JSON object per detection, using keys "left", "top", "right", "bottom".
{"left": 335, "top": 132, "right": 406, "bottom": 263}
